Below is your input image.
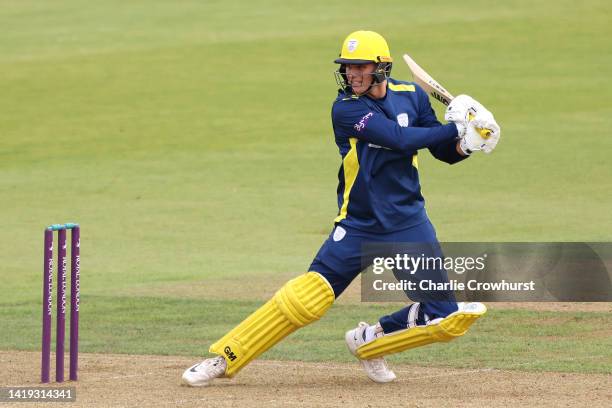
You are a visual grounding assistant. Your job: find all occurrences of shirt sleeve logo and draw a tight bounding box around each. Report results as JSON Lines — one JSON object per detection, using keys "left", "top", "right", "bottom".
{"left": 354, "top": 112, "right": 374, "bottom": 132}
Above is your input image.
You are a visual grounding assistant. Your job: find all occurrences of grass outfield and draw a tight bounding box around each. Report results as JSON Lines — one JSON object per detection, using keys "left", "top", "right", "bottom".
{"left": 1, "top": 1, "right": 611, "bottom": 374}
{"left": 1, "top": 298, "right": 611, "bottom": 373}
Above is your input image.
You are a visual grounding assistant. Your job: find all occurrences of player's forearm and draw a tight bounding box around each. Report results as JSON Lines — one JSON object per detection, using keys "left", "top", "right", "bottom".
{"left": 456, "top": 141, "right": 468, "bottom": 156}
{"left": 362, "top": 119, "right": 458, "bottom": 153}
{"left": 428, "top": 139, "right": 469, "bottom": 164}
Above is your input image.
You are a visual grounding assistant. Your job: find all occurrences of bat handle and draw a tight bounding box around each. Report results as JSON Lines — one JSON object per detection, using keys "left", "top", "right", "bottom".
{"left": 478, "top": 128, "right": 492, "bottom": 139}
{"left": 468, "top": 112, "right": 492, "bottom": 139}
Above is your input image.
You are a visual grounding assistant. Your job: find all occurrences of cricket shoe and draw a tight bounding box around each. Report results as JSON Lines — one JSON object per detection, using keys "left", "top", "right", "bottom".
{"left": 345, "top": 322, "right": 397, "bottom": 383}
{"left": 182, "top": 356, "right": 227, "bottom": 387}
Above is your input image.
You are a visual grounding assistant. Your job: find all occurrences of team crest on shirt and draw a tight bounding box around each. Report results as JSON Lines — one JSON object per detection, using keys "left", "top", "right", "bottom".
{"left": 333, "top": 226, "right": 346, "bottom": 241}
{"left": 397, "top": 113, "right": 409, "bottom": 127}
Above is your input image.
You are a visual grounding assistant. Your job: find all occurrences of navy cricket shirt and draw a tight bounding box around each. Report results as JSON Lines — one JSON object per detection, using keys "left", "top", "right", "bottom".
{"left": 331, "top": 78, "right": 467, "bottom": 233}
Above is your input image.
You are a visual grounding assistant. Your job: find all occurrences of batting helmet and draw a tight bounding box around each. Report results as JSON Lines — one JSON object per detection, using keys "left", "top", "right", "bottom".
{"left": 334, "top": 31, "right": 393, "bottom": 91}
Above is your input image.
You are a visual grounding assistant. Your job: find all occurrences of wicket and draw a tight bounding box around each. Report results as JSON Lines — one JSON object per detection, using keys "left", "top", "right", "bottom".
{"left": 41, "top": 223, "right": 80, "bottom": 383}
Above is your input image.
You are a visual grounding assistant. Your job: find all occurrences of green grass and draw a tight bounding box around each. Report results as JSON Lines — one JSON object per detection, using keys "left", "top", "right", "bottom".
{"left": 1, "top": 1, "right": 611, "bottom": 374}
{"left": 1, "top": 296, "right": 610, "bottom": 373}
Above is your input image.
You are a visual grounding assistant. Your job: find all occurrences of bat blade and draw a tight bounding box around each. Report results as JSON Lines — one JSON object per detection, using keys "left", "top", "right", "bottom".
{"left": 403, "top": 54, "right": 454, "bottom": 106}
{"left": 403, "top": 53, "right": 491, "bottom": 138}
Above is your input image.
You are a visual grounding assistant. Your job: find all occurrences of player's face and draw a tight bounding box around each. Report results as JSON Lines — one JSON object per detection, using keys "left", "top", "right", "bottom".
{"left": 345, "top": 63, "right": 376, "bottom": 95}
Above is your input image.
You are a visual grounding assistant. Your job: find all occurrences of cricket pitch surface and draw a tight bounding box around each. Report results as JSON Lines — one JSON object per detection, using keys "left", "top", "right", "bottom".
{"left": 1, "top": 351, "right": 609, "bottom": 407}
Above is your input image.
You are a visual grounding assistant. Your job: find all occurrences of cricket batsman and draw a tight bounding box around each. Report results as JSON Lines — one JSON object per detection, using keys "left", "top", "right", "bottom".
{"left": 182, "top": 30, "right": 501, "bottom": 385}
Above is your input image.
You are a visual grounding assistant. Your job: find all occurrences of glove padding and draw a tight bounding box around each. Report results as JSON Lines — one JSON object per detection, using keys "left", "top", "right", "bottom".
{"left": 472, "top": 115, "right": 501, "bottom": 154}
{"left": 459, "top": 116, "right": 501, "bottom": 154}
{"left": 446, "top": 94, "right": 501, "bottom": 154}
{"left": 445, "top": 95, "right": 484, "bottom": 137}
{"left": 459, "top": 122, "right": 487, "bottom": 154}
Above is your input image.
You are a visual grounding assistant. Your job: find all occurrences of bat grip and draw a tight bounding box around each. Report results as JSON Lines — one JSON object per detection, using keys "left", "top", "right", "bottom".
{"left": 478, "top": 128, "right": 492, "bottom": 139}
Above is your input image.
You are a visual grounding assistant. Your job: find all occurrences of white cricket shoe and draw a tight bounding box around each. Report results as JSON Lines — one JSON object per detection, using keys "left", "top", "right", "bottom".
{"left": 182, "top": 356, "right": 227, "bottom": 387}
{"left": 345, "top": 322, "right": 397, "bottom": 383}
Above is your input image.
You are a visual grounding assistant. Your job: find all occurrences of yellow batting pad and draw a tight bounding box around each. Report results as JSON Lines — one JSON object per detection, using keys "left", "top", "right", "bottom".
{"left": 356, "top": 302, "right": 487, "bottom": 360}
{"left": 209, "top": 272, "right": 334, "bottom": 377}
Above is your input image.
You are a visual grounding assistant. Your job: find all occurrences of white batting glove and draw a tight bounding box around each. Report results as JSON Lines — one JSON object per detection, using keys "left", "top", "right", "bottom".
{"left": 483, "top": 134, "right": 500, "bottom": 154}
{"left": 470, "top": 107, "right": 501, "bottom": 154}
{"left": 445, "top": 94, "right": 484, "bottom": 137}
{"left": 473, "top": 116, "right": 501, "bottom": 154}
{"left": 459, "top": 122, "right": 488, "bottom": 154}
{"left": 447, "top": 95, "right": 501, "bottom": 154}
{"left": 458, "top": 115, "right": 501, "bottom": 155}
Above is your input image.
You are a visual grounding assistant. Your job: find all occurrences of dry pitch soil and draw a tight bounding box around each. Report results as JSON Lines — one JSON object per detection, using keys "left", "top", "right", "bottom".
{"left": 1, "top": 350, "right": 610, "bottom": 408}
{"left": 2, "top": 300, "right": 610, "bottom": 407}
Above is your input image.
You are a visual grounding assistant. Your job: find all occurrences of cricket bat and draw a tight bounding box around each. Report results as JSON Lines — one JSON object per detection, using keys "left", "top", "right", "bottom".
{"left": 402, "top": 54, "right": 491, "bottom": 138}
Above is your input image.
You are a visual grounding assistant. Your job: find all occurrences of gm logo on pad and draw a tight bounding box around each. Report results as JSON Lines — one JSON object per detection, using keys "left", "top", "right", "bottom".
{"left": 224, "top": 346, "right": 237, "bottom": 361}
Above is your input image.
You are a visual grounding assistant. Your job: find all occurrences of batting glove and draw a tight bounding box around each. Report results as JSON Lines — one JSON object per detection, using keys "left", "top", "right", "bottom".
{"left": 445, "top": 94, "right": 483, "bottom": 137}
{"left": 459, "top": 122, "right": 487, "bottom": 154}
{"left": 473, "top": 116, "right": 501, "bottom": 154}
